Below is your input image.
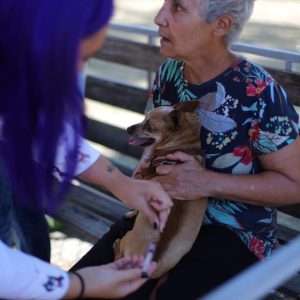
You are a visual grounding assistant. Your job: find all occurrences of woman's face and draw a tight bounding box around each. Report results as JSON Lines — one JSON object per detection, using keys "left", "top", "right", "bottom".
{"left": 78, "top": 26, "right": 108, "bottom": 70}
{"left": 155, "top": 0, "right": 216, "bottom": 60}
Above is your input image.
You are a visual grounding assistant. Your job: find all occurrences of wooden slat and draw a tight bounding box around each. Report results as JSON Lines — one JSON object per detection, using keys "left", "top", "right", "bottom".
{"left": 264, "top": 274, "right": 300, "bottom": 300}
{"left": 67, "top": 182, "right": 128, "bottom": 222}
{"left": 86, "top": 72, "right": 300, "bottom": 113}
{"left": 279, "top": 205, "right": 300, "bottom": 219}
{"left": 278, "top": 276, "right": 300, "bottom": 297}
{"left": 55, "top": 182, "right": 129, "bottom": 243}
{"left": 86, "top": 77, "right": 148, "bottom": 114}
{"left": 94, "top": 36, "right": 300, "bottom": 106}
{"left": 277, "top": 211, "right": 300, "bottom": 243}
{"left": 277, "top": 224, "right": 299, "bottom": 243}
{"left": 86, "top": 119, "right": 142, "bottom": 159}
{"left": 264, "top": 288, "right": 299, "bottom": 300}
{"left": 267, "top": 68, "right": 300, "bottom": 106}
{"left": 95, "top": 36, "right": 163, "bottom": 72}
{"left": 55, "top": 201, "right": 112, "bottom": 243}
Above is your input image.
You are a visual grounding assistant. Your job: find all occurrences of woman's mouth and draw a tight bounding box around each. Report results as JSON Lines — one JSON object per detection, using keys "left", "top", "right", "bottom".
{"left": 159, "top": 32, "right": 171, "bottom": 44}
{"left": 161, "top": 37, "right": 171, "bottom": 44}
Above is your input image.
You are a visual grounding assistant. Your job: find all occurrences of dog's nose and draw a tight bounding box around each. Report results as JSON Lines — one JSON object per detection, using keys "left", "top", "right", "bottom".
{"left": 127, "top": 124, "right": 138, "bottom": 135}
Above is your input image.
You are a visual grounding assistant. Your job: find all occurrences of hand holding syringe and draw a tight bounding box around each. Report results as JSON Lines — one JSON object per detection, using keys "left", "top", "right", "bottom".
{"left": 141, "top": 242, "right": 157, "bottom": 278}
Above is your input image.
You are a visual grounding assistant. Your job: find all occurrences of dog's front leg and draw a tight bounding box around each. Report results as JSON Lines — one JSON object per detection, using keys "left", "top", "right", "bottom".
{"left": 115, "top": 213, "right": 160, "bottom": 259}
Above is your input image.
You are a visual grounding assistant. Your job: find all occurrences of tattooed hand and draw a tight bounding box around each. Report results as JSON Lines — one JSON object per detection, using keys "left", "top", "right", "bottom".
{"left": 65, "top": 256, "right": 156, "bottom": 299}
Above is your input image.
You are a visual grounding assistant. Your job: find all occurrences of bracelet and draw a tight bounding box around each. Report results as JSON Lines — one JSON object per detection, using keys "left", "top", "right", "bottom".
{"left": 71, "top": 271, "right": 85, "bottom": 299}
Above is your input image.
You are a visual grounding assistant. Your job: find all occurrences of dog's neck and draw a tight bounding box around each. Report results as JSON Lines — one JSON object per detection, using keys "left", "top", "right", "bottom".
{"left": 153, "top": 126, "right": 201, "bottom": 157}
{"left": 137, "top": 130, "right": 201, "bottom": 180}
{"left": 141, "top": 144, "right": 156, "bottom": 164}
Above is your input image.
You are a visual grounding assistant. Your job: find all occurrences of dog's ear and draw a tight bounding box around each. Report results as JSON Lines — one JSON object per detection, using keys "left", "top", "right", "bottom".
{"left": 174, "top": 101, "right": 199, "bottom": 112}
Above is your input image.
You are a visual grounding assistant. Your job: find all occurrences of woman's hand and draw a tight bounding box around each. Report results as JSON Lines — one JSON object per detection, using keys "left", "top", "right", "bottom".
{"left": 154, "top": 151, "right": 211, "bottom": 201}
{"left": 115, "top": 177, "right": 173, "bottom": 232}
{"left": 65, "top": 256, "right": 156, "bottom": 299}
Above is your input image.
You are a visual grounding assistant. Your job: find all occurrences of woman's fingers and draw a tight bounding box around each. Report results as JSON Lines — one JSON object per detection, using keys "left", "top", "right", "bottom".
{"left": 140, "top": 181, "right": 172, "bottom": 230}
{"left": 115, "top": 256, "right": 144, "bottom": 269}
{"left": 165, "top": 151, "right": 194, "bottom": 162}
{"left": 155, "top": 152, "right": 196, "bottom": 175}
{"left": 114, "top": 257, "right": 156, "bottom": 279}
{"left": 141, "top": 202, "right": 161, "bottom": 230}
{"left": 156, "top": 164, "right": 173, "bottom": 175}
{"left": 155, "top": 151, "right": 193, "bottom": 163}
{"left": 152, "top": 182, "right": 173, "bottom": 209}
{"left": 158, "top": 208, "right": 171, "bottom": 232}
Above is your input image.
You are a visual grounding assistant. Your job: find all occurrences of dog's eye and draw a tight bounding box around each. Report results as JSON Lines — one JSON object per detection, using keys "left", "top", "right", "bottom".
{"left": 143, "top": 121, "right": 153, "bottom": 132}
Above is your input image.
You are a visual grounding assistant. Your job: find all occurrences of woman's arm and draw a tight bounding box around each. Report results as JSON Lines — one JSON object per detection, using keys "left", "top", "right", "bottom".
{"left": 54, "top": 128, "right": 172, "bottom": 231}
{"left": 207, "top": 137, "right": 300, "bottom": 206}
{"left": 0, "top": 240, "right": 155, "bottom": 299}
{"left": 0, "top": 240, "right": 69, "bottom": 299}
{"left": 155, "top": 138, "right": 300, "bottom": 206}
{"left": 78, "top": 154, "right": 172, "bottom": 231}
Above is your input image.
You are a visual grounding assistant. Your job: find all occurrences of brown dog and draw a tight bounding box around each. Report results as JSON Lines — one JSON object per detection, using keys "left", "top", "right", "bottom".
{"left": 114, "top": 101, "right": 207, "bottom": 278}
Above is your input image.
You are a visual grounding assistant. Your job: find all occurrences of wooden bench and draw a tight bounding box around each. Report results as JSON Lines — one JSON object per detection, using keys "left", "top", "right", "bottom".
{"left": 55, "top": 24, "right": 300, "bottom": 299}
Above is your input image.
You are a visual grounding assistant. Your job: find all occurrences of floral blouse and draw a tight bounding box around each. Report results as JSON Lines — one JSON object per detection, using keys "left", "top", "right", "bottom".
{"left": 149, "top": 58, "right": 299, "bottom": 259}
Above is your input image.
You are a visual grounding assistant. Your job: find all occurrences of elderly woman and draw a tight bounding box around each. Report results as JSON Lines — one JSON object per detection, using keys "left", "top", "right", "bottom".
{"left": 151, "top": 0, "right": 300, "bottom": 296}
{"left": 73, "top": 0, "right": 300, "bottom": 298}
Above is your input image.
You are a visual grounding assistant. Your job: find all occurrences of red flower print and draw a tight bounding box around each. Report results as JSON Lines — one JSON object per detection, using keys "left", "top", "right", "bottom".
{"left": 233, "top": 146, "right": 253, "bottom": 165}
{"left": 246, "top": 84, "right": 257, "bottom": 97}
{"left": 249, "top": 237, "right": 265, "bottom": 259}
{"left": 246, "top": 80, "right": 267, "bottom": 97}
{"left": 249, "top": 123, "right": 260, "bottom": 142}
{"left": 255, "top": 79, "right": 267, "bottom": 95}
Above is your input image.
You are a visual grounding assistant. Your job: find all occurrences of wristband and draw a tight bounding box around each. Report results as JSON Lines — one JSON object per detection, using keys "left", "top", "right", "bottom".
{"left": 71, "top": 271, "right": 85, "bottom": 299}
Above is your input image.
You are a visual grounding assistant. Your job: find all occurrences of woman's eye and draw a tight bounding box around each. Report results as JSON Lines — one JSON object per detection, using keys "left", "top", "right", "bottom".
{"left": 173, "top": 1, "right": 184, "bottom": 12}
{"left": 175, "top": 4, "right": 183, "bottom": 11}
{"left": 173, "top": 5, "right": 181, "bottom": 12}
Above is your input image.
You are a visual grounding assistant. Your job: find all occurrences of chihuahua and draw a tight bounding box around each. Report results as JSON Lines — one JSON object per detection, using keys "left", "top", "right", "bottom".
{"left": 114, "top": 101, "right": 207, "bottom": 278}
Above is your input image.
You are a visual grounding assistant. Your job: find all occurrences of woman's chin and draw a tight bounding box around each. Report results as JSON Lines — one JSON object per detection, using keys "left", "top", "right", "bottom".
{"left": 159, "top": 46, "right": 176, "bottom": 59}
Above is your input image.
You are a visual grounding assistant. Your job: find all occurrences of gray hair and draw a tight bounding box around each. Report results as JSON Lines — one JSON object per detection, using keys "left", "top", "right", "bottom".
{"left": 200, "top": 0, "right": 255, "bottom": 44}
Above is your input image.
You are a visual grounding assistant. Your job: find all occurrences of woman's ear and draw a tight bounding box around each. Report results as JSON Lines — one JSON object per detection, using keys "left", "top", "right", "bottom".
{"left": 213, "top": 15, "right": 234, "bottom": 39}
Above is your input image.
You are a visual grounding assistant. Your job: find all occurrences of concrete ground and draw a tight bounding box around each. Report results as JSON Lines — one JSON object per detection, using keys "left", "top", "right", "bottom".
{"left": 50, "top": 231, "right": 92, "bottom": 270}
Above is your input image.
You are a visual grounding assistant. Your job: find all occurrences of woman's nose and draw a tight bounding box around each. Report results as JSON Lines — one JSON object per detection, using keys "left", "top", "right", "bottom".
{"left": 154, "top": 3, "right": 168, "bottom": 27}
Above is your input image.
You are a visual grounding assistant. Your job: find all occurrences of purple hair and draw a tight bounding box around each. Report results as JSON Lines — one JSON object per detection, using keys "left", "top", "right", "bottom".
{"left": 0, "top": 0, "right": 113, "bottom": 212}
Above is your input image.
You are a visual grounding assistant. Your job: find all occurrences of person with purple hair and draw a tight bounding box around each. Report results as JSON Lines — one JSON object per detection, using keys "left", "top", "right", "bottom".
{"left": 0, "top": 0, "right": 173, "bottom": 299}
